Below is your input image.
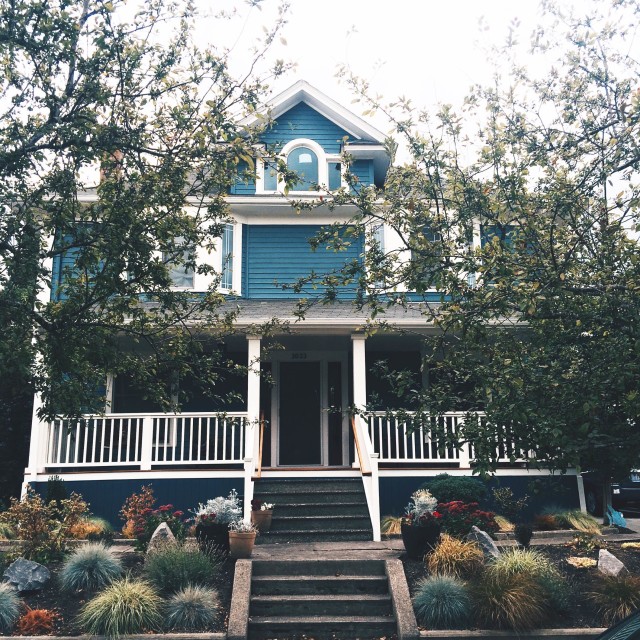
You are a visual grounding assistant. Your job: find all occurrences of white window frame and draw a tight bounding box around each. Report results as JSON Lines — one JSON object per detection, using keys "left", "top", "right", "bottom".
{"left": 255, "top": 138, "right": 344, "bottom": 195}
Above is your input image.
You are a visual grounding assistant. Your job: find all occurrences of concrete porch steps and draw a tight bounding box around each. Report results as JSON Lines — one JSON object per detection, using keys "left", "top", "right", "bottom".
{"left": 247, "top": 559, "right": 398, "bottom": 640}
{"left": 253, "top": 476, "right": 373, "bottom": 542}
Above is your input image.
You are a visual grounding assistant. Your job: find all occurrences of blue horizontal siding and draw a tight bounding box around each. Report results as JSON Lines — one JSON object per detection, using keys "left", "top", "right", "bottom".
{"left": 229, "top": 159, "right": 256, "bottom": 195}
{"left": 243, "top": 225, "right": 364, "bottom": 299}
{"left": 261, "top": 102, "right": 354, "bottom": 153}
{"left": 33, "top": 478, "right": 242, "bottom": 528}
{"left": 350, "top": 159, "right": 374, "bottom": 191}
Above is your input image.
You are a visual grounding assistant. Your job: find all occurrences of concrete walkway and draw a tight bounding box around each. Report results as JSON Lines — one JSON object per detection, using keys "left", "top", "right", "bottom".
{"left": 247, "top": 518, "right": 640, "bottom": 559}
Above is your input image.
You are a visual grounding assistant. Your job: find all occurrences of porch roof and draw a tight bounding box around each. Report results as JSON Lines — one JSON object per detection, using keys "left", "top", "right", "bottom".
{"left": 221, "top": 298, "right": 438, "bottom": 331}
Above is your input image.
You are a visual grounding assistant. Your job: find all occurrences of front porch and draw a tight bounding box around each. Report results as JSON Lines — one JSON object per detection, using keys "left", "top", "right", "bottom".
{"left": 24, "top": 329, "right": 545, "bottom": 541}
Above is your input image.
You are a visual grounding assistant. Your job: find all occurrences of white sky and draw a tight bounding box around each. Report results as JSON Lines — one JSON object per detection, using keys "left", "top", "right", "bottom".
{"left": 192, "top": 0, "right": 575, "bottom": 134}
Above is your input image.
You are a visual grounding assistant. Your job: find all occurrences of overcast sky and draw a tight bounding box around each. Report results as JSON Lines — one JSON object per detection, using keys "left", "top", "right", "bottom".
{"left": 190, "top": 0, "right": 616, "bottom": 135}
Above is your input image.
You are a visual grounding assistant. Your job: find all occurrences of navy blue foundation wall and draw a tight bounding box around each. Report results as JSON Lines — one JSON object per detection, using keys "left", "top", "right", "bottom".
{"left": 32, "top": 477, "right": 243, "bottom": 528}
{"left": 379, "top": 474, "right": 581, "bottom": 521}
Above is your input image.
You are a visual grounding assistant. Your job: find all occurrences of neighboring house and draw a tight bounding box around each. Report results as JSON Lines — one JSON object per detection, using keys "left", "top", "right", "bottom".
{"left": 22, "top": 81, "right": 582, "bottom": 537}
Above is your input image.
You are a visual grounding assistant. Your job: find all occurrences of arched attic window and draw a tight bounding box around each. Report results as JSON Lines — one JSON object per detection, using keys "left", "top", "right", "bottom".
{"left": 287, "top": 146, "right": 319, "bottom": 191}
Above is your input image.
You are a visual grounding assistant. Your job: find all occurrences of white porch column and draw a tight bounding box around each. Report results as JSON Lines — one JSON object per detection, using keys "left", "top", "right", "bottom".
{"left": 23, "top": 393, "right": 47, "bottom": 496}
{"left": 244, "top": 335, "right": 261, "bottom": 519}
{"left": 351, "top": 334, "right": 367, "bottom": 410}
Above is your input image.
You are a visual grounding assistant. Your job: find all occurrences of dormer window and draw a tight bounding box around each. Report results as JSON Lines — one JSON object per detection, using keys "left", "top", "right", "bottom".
{"left": 288, "top": 146, "right": 319, "bottom": 191}
{"left": 257, "top": 138, "right": 343, "bottom": 195}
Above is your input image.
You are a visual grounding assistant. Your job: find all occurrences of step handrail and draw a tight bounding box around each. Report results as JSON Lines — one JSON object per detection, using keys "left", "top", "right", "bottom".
{"left": 351, "top": 415, "right": 372, "bottom": 476}
{"left": 256, "top": 411, "right": 265, "bottom": 479}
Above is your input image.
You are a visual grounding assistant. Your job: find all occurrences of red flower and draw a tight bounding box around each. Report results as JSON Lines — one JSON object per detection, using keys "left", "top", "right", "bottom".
{"left": 158, "top": 505, "right": 171, "bottom": 512}
{"left": 173, "top": 510, "right": 184, "bottom": 518}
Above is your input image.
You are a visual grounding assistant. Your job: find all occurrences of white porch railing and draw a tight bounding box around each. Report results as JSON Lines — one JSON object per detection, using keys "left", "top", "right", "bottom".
{"left": 366, "top": 411, "right": 529, "bottom": 466}
{"left": 45, "top": 412, "right": 248, "bottom": 469}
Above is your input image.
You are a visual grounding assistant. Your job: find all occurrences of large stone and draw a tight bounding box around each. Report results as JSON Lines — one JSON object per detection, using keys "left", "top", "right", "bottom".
{"left": 598, "top": 549, "right": 626, "bottom": 576}
{"left": 3, "top": 558, "right": 50, "bottom": 592}
{"left": 466, "top": 525, "right": 500, "bottom": 560}
{"left": 147, "top": 522, "right": 177, "bottom": 553}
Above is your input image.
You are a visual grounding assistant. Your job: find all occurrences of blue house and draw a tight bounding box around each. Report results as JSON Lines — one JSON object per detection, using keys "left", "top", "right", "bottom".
{"left": 23, "top": 81, "right": 582, "bottom": 537}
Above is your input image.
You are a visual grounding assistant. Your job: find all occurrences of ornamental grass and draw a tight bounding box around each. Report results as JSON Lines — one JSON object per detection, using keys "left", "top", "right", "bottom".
{"left": 427, "top": 534, "right": 484, "bottom": 579}
{"left": 77, "top": 577, "right": 163, "bottom": 638}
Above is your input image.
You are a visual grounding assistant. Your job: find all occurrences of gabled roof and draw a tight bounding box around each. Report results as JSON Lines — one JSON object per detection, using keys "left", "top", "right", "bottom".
{"left": 241, "top": 80, "right": 387, "bottom": 144}
{"left": 240, "top": 80, "right": 390, "bottom": 186}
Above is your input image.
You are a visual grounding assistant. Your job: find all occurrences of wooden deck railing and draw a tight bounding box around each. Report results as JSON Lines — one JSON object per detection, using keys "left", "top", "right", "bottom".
{"left": 366, "top": 412, "right": 529, "bottom": 466}
{"left": 45, "top": 412, "right": 248, "bottom": 469}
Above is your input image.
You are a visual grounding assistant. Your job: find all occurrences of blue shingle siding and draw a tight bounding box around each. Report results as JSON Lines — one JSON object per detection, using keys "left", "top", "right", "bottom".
{"left": 350, "top": 159, "right": 374, "bottom": 191}
{"left": 229, "top": 159, "right": 256, "bottom": 195}
{"left": 243, "top": 224, "right": 364, "bottom": 299}
{"left": 261, "top": 102, "right": 354, "bottom": 153}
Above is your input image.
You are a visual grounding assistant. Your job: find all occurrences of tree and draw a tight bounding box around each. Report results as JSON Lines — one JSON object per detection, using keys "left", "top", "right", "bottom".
{"left": 297, "top": 0, "right": 640, "bottom": 490}
{"left": 0, "top": 0, "right": 288, "bottom": 501}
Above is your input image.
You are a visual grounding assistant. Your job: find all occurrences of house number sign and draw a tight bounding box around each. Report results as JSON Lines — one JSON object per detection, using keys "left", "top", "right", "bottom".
{"left": 291, "top": 352, "right": 308, "bottom": 360}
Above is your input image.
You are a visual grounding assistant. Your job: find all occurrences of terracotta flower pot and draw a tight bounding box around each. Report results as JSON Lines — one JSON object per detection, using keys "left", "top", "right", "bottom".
{"left": 251, "top": 509, "right": 273, "bottom": 532}
{"left": 401, "top": 520, "right": 441, "bottom": 560}
{"left": 229, "top": 531, "right": 256, "bottom": 559}
{"left": 195, "top": 522, "right": 229, "bottom": 552}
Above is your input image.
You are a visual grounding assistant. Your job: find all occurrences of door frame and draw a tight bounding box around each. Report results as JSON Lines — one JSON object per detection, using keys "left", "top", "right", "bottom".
{"left": 269, "top": 350, "right": 348, "bottom": 467}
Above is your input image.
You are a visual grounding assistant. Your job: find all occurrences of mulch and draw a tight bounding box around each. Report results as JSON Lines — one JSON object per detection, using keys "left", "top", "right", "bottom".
{"left": 402, "top": 540, "right": 640, "bottom": 629}
{"left": 2, "top": 549, "right": 235, "bottom": 636}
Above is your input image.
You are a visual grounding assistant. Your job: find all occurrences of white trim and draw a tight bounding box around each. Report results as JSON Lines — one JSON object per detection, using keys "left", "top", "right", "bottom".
{"left": 269, "top": 349, "right": 348, "bottom": 468}
{"left": 240, "top": 80, "right": 387, "bottom": 143}
{"left": 28, "top": 470, "right": 245, "bottom": 482}
{"left": 377, "top": 468, "right": 579, "bottom": 477}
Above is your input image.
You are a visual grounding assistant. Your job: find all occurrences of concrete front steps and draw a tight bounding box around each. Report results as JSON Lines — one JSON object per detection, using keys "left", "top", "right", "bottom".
{"left": 247, "top": 559, "right": 399, "bottom": 640}
{"left": 253, "top": 477, "right": 373, "bottom": 542}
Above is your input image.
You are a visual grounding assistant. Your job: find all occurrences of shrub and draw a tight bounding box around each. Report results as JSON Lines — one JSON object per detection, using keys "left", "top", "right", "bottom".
{"left": 472, "top": 572, "right": 546, "bottom": 630}
{"left": 413, "top": 576, "right": 471, "bottom": 629}
{"left": 0, "top": 488, "right": 89, "bottom": 562}
{"left": 514, "top": 523, "right": 534, "bottom": 548}
{"left": 0, "top": 522, "right": 16, "bottom": 540}
{"left": 423, "top": 474, "right": 488, "bottom": 504}
{"left": 570, "top": 532, "right": 604, "bottom": 553}
{"left": 490, "top": 548, "right": 568, "bottom": 613}
{"left": 45, "top": 475, "right": 68, "bottom": 509}
{"left": 145, "top": 543, "right": 219, "bottom": 593}
{"left": 60, "top": 542, "right": 123, "bottom": 593}
{"left": 77, "top": 578, "right": 163, "bottom": 638}
{"left": 540, "top": 508, "right": 601, "bottom": 535}
{"left": 566, "top": 556, "right": 597, "bottom": 569}
{"left": 491, "top": 487, "right": 529, "bottom": 522}
{"left": 381, "top": 515, "right": 402, "bottom": 536}
{"left": 588, "top": 575, "right": 640, "bottom": 624}
{"left": 436, "top": 501, "right": 499, "bottom": 538}
{"left": 193, "top": 490, "right": 242, "bottom": 527}
{"left": 0, "top": 583, "right": 20, "bottom": 634}
{"left": 120, "top": 485, "right": 155, "bottom": 537}
{"left": 427, "top": 534, "right": 484, "bottom": 579}
{"left": 16, "top": 607, "right": 59, "bottom": 635}
{"left": 164, "top": 585, "right": 220, "bottom": 631}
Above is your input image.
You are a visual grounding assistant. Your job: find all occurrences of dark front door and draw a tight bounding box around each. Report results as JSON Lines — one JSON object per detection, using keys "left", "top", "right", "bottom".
{"left": 279, "top": 361, "right": 321, "bottom": 465}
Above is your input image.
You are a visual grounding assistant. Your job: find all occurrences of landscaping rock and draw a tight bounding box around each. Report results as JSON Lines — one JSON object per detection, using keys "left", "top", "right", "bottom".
{"left": 466, "top": 525, "right": 500, "bottom": 559}
{"left": 3, "top": 558, "right": 50, "bottom": 592}
{"left": 598, "top": 549, "right": 626, "bottom": 576}
{"left": 147, "top": 522, "right": 177, "bottom": 553}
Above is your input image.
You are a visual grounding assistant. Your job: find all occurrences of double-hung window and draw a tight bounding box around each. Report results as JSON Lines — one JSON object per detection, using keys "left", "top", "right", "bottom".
{"left": 163, "top": 237, "right": 194, "bottom": 289}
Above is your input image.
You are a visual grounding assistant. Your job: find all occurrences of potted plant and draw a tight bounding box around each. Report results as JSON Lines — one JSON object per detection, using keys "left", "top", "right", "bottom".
{"left": 228, "top": 519, "right": 258, "bottom": 558}
{"left": 192, "top": 489, "right": 242, "bottom": 552}
{"left": 401, "top": 489, "right": 442, "bottom": 560}
{"left": 250, "top": 500, "right": 274, "bottom": 532}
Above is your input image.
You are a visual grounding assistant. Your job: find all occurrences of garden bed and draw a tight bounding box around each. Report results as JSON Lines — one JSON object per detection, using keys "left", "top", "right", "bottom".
{"left": 402, "top": 541, "right": 640, "bottom": 630}
{"left": 0, "top": 549, "right": 235, "bottom": 636}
